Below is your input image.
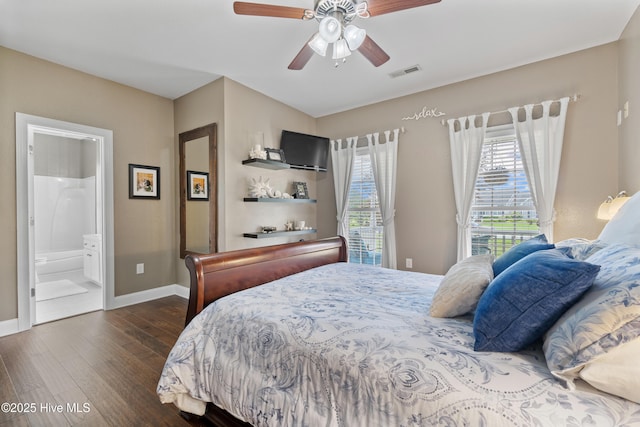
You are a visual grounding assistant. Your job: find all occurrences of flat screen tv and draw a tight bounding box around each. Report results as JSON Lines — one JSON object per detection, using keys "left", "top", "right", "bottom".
{"left": 280, "top": 130, "right": 329, "bottom": 172}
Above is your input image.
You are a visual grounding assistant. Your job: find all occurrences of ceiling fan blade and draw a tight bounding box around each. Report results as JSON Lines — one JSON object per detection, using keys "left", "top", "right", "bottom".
{"left": 358, "top": 35, "right": 390, "bottom": 67}
{"left": 366, "top": 0, "right": 441, "bottom": 17}
{"left": 233, "top": 2, "right": 311, "bottom": 19}
{"left": 288, "top": 42, "right": 314, "bottom": 70}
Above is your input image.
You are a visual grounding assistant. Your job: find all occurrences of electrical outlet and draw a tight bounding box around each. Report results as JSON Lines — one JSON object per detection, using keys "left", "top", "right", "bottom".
{"left": 624, "top": 101, "right": 630, "bottom": 119}
{"left": 406, "top": 258, "right": 413, "bottom": 269}
{"left": 136, "top": 263, "right": 144, "bottom": 274}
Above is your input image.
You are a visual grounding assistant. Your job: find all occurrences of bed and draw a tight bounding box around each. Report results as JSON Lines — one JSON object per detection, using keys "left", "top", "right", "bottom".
{"left": 158, "top": 195, "right": 640, "bottom": 426}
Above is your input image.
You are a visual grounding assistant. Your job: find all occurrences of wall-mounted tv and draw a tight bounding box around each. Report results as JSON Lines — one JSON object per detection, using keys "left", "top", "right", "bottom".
{"left": 280, "top": 130, "right": 329, "bottom": 172}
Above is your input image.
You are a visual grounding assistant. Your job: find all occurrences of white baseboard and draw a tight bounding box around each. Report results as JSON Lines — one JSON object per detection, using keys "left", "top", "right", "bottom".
{"left": 0, "top": 284, "right": 190, "bottom": 338}
{"left": 0, "top": 318, "right": 19, "bottom": 338}
{"left": 173, "top": 284, "right": 190, "bottom": 299}
{"left": 110, "top": 284, "right": 189, "bottom": 309}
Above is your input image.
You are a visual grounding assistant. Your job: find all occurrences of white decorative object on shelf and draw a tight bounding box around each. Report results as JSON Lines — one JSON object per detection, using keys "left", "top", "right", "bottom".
{"left": 269, "top": 189, "right": 282, "bottom": 198}
{"left": 249, "top": 176, "right": 272, "bottom": 198}
{"left": 248, "top": 177, "right": 294, "bottom": 199}
{"left": 249, "top": 144, "right": 267, "bottom": 160}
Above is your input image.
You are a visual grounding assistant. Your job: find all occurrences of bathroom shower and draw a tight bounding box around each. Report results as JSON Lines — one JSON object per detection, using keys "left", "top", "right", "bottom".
{"left": 32, "top": 133, "right": 103, "bottom": 324}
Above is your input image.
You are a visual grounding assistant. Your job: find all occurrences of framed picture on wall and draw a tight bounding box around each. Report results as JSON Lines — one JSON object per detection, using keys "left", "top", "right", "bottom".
{"left": 187, "top": 170, "right": 209, "bottom": 201}
{"left": 129, "top": 164, "right": 160, "bottom": 199}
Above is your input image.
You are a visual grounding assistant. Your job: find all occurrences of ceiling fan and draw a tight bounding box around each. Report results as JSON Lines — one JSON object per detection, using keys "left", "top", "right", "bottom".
{"left": 233, "top": 0, "right": 441, "bottom": 70}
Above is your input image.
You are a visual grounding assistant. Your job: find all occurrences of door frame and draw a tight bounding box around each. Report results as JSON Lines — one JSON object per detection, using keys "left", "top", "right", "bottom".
{"left": 15, "top": 113, "right": 115, "bottom": 331}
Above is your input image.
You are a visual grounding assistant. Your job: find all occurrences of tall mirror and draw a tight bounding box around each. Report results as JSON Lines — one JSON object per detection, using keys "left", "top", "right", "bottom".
{"left": 180, "top": 123, "right": 217, "bottom": 258}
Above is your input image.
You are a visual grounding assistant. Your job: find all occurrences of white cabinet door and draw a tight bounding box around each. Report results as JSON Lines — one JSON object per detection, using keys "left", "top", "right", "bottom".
{"left": 83, "top": 235, "right": 102, "bottom": 284}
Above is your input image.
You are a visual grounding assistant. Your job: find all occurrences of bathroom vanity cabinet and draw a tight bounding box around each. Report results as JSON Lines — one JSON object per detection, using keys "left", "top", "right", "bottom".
{"left": 83, "top": 234, "right": 102, "bottom": 285}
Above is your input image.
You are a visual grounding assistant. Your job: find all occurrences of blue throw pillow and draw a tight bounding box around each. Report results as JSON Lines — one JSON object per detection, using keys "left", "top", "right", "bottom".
{"left": 492, "top": 234, "right": 554, "bottom": 277}
{"left": 474, "top": 248, "right": 600, "bottom": 352}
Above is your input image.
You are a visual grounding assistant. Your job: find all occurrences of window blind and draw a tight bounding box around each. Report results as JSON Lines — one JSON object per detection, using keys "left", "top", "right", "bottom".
{"left": 471, "top": 127, "right": 539, "bottom": 256}
{"left": 347, "top": 150, "right": 383, "bottom": 266}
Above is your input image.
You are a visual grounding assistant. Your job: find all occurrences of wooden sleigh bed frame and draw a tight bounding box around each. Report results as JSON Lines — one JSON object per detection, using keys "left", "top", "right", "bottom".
{"left": 167, "top": 232, "right": 640, "bottom": 426}
{"left": 182, "top": 237, "right": 348, "bottom": 426}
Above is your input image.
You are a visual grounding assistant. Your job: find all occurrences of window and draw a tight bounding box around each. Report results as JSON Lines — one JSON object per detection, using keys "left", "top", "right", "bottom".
{"left": 471, "top": 125, "right": 539, "bottom": 257}
{"left": 347, "top": 149, "right": 383, "bottom": 266}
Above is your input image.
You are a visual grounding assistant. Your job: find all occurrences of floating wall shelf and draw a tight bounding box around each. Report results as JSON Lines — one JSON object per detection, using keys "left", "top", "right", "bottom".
{"left": 243, "top": 197, "right": 316, "bottom": 204}
{"left": 242, "top": 158, "right": 290, "bottom": 170}
{"left": 243, "top": 229, "right": 317, "bottom": 239}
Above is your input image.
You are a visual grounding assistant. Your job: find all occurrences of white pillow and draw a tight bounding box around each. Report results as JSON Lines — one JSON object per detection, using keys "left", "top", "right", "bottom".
{"left": 598, "top": 191, "right": 640, "bottom": 245}
{"left": 430, "top": 254, "right": 494, "bottom": 318}
{"left": 580, "top": 338, "right": 640, "bottom": 403}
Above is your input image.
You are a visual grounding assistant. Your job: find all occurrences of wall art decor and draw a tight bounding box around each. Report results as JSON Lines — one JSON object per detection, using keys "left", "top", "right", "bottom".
{"left": 129, "top": 164, "right": 160, "bottom": 199}
{"left": 187, "top": 170, "right": 209, "bottom": 201}
{"left": 402, "top": 106, "right": 446, "bottom": 121}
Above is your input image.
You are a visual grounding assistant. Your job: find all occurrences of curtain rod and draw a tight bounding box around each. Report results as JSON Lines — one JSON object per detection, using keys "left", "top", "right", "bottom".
{"left": 440, "top": 94, "right": 581, "bottom": 126}
{"left": 335, "top": 127, "right": 406, "bottom": 143}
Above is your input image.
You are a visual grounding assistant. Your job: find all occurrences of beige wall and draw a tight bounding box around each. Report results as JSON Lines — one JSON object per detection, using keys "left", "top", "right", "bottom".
{"left": 0, "top": 46, "right": 176, "bottom": 321}
{"left": 172, "top": 77, "right": 319, "bottom": 285}
{"left": 222, "top": 78, "right": 319, "bottom": 251}
{"left": 317, "top": 43, "right": 620, "bottom": 275}
{"left": 619, "top": 6, "right": 640, "bottom": 193}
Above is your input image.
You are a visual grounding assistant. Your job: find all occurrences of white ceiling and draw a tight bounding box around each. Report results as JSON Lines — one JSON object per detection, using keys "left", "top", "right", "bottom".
{"left": 1, "top": 0, "right": 639, "bottom": 118}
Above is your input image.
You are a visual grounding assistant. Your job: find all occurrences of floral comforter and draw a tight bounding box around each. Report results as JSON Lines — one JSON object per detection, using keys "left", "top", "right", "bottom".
{"left": 157, "top": 263, "right": 640, "bottom": 426}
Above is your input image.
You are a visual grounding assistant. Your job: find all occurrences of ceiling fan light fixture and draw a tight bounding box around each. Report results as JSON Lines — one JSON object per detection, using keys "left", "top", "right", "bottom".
{"left": 343, "top": 24, "right": 366, "bottom": 50}
{"left": 318, "top": 16, "right": 342, "bottom": 43}
{"left": 308, "top": 32, "right": 329, "bottom": 56}
{"left": 332, "top": 38, "right": 351, "bottom": 60}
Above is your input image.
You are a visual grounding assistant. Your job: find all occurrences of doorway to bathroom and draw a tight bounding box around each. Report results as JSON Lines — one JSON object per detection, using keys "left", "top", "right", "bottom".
{"left": 33, "top": 132, "right": 103, "bottom": 323}
{"left": 16, "top": 113, "right": 114, "bottom": 330}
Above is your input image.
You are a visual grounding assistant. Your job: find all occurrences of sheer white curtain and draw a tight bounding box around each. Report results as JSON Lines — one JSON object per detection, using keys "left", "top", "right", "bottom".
{"left": 330, "top": 137, "right": 357, "bottom": 239}
{"left": 509, "top": 97, "right": 569, "bottom": 241}
{"left": 367, "top": 129, "right": 399, "bottom": 269}
{"left": 448, "top": 113, "right": 490, "bottom": 261}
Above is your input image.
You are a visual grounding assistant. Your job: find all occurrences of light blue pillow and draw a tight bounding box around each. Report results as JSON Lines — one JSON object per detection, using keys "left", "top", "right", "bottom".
{"left": 554, "top": 238, "right": 607, "bottom": 261}
{"left": 492, "top": 234, "right": 554, "bottom": 277}
{"left": 474, "top": 248, "right": 600, "bottom": 352}
{"left": 544, "top": 243, "right": 640, "bottom": 387}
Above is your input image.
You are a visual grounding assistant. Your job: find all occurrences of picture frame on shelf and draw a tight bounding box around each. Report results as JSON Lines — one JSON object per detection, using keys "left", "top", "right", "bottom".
{"left": 187, "top": 170, "right": 209, "bottom": 201}
{"left": 129, "top": 164, "right": 160, "bottom": 199}
{"left": 266, "top": 148, "right": 286, "bottom": 163}
{"left": 292, "top": 181, "right": 309, "bottom": 199}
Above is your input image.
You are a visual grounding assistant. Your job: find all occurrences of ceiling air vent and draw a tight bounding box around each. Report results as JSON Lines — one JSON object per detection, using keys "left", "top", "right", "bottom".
{"left": 389, "top": 65, "right": 422, "bottom": 78}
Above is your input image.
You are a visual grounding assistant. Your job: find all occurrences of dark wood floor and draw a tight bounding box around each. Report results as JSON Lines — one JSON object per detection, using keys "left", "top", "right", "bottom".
{"left": 0, "top": 296, "right": 209, "bottom": 427}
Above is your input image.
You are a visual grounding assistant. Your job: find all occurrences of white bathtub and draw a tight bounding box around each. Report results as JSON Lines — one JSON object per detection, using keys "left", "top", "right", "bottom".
{"left": 35, "top": 249, "right": 84, "bottom": 278}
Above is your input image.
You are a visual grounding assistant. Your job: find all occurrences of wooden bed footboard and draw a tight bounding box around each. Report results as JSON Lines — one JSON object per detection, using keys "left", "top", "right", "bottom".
{"left": 184, "top": 236, "right": 348, "bottom": 325}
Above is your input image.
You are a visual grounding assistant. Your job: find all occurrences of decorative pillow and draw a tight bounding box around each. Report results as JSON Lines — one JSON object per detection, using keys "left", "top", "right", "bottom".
{"left": 554, "top": 238, "right": 607, "bottom": 261}
{"left": 492, "top": 234, "right": 554, "bottom": 277}
{"left": 430, "top": 254, "right": 494, "bottom": 318}
{"left": 598, "top": 191, "right": 640, "bottom": 245}
{"left": 474, "top": 248, "right": 600, "bottom": 352}
{"left": 543, "top": 243, "right": 640, "bottom": 388}
{"left": 579, "top": 337, "right": 640, "bottom": 403}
